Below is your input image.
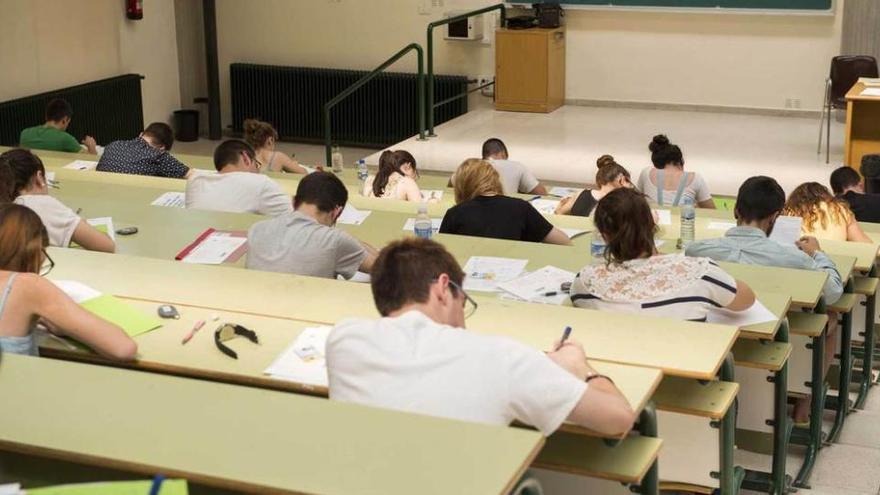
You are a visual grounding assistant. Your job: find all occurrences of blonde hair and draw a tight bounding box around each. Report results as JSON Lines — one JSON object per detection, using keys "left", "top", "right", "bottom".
{"left": 243, "top": 119, "right": 278, "bottom": 149}
{"left": 783, "top": 182, "right": 853, "bottom": 233}
{"left": 453, "top": 159, "right": 503, "bottom": 204}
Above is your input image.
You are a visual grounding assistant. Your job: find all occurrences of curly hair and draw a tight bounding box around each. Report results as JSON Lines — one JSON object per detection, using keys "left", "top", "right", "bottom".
{"left": 783, "top": 182, "right": 853, "bottom": 232}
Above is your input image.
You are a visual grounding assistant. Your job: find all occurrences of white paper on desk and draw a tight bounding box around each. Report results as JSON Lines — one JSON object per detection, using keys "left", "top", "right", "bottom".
{"left": 707, "top": 300, "right": 777, "bottom": 328}
{"left": 769, "top": 215, "right": 802, "bottom": 247}
{"left": 420, "top": 190, "right": 444, "bottom": 202}
{"left": 338, "top": 271, "right": 371, "bottom": 283}
{"left": 63, "top": 160, "right": 98, "bottom": 170}
{"left": 497, "top": 266, "right": 575, "bottom": 305}
{"left": 549, "top": 187, "right": 581, "bottom": 198}
{"left": 46, "top": 171, "right": 56, "bottom": 182}
{"left": 463, "top": 256, "right": 528, "bottom": 292}
{"left": 182, "top": 233, "right": 247, "bottom": 264}
{"left": 860, "top": 88, "right": 880, "bottom": 97}
{"left": 530, "top": 198, "right": 560, "bottom": 215}
{"left": 859, "top": 77, "right": 880, "bottom": 87}
{"left": 151, "top": 191, "right": 186, "bottom": 208}
{"left": 51, "top": 280, "right": 102, "bottom": 304}
{"left": 654, "top": 209, "right": 672, "bottom": 225}
{"left": 86, "top": 217, "right": 115, "bottom": 242}
{"left": 337, "top": 204, "right": 371, "bottom": 225}
{"left": 402, "top": 218, "right": 443, "bottom": 234}
{"left": 707, "top": 221, "right": 736, "bottom": 231}
{"left": 561, "top": 228, "right": 590, "bottom": 239}
{"left": 654, "top": 239, "right": 666, "bottom": 248}
{"left": 265, "top": 326, "right": 332, "bottom": 387}
{"left": 0, "top": 483, "right": 21, "bottom": 495}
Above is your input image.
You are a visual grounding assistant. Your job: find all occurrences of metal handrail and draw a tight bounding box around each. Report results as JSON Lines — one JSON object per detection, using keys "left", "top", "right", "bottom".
{"left": 426, "top": 3, "right": 506, "bottom": 136}
{"left": 324, "top": 43, "right": 426, "bottom": 168}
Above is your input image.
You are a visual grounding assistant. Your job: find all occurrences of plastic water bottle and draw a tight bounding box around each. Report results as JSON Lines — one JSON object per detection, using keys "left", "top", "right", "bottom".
{"left": 590, "top": 230, "right": 606, "bottom": 260}
{"left": 680, "top": 197, "right": 696, "bottom": 248}
{"left": 356, "top": 159, "right": 368, "bottom": 195}
{"left": 414, "top": 204, "right": 433, "bottom": 239}
{"left": 331, "top": 145, "right": 344, "bottom": 174}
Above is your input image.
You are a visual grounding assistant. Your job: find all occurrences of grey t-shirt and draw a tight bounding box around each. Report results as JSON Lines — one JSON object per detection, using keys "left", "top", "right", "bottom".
{"left": 488, "top": 159, "right": 540, "bottom": 195}
{"left": 246, "top": 211, "right": 366, "bottom": 279}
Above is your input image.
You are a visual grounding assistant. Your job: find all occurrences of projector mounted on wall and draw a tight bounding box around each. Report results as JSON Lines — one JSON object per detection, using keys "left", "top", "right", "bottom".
{"left": 444, "top": 11, "right": 483, "bottom": 41}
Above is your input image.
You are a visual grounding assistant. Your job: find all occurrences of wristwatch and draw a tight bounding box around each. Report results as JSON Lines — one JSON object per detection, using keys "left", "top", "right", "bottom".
{"left": 585, "top": 372, "right": 614, "bottom": 384}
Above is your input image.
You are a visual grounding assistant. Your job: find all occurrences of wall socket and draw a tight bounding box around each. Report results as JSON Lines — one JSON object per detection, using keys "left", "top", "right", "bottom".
{"left": 475, "top": 74, "right": 495, "bottom": 96}
{"left": 785, "top": 97, "right": 802, "bottom": 109}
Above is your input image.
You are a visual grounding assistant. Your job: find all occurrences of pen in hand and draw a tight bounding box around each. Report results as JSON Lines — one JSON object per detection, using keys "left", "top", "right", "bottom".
{"left": 555, "top": 326, "right": 572, "bottom": 351}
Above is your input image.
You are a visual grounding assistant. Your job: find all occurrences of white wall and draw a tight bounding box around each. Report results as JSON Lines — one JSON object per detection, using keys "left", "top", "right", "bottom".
{"left": 0, "top": 0, "right": 181, "bottom": 126}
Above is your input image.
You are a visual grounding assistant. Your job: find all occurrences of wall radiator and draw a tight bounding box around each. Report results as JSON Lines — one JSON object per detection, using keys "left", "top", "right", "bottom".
{"left": 230, "top": 63, "right": 468, "bottom": 148}
{"left": 0, "top": 74, "right": 144, "bottom": 147}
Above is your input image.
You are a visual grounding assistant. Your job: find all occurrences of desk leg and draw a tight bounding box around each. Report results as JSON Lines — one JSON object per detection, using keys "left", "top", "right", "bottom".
{"left": 855, "top": 268, "right": 876, "bottom": 410}
{"left": 827, "top": 282, "right": 854, "bottom": 443}
{"left": 793, "top": 307, "right": 827, "bottom": 489}
{"left": 719, "top": 354, "right": 745, "bottom": 495}
{"left": 635, "top": 402, "right": 659, "bottom": 495}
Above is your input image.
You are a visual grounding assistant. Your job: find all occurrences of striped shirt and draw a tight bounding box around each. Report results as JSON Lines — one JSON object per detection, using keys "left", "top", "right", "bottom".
{"left": 570, "top": 254, "right": 739, "bottom": 322}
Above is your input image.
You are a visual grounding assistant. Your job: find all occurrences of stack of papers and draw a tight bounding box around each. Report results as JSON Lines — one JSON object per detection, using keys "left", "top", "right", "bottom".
{"left": 530, "top": 198, "right": 560, "bottom": 215}
{"left": 653, "top": 209, "right": 672, "bottom": 226}
{"left": 151, "top": 191, "right": 186, "bottom": 208}
{"left": 86, "top": 217, "right": 115, "bottom": 242}
{"left": 180, "top": 232, "right": 247, "bottom": 265}
{"left": 264, "top": 326, "right": 332, "bottom": 387}
{"left": 549, "top": 186, "right": 581, "bottom": 198}
{"left": 51, "top": 280, "right": 162, "bottom": 337}
{"left": 463, "top": 256, "right": 528, "bottom": 292}
{"left": 403, "top": 218, "right": 443, "bottom": 234}
{"left": 497, "top": 266, "right": 575, "bottom": 305}
{"left": 420, "top": 190, "right": 444, "bottom": 202}
{"left": 337, "top": 204, "right": 371, "bottom": 225}
{"left": 769, "top": 215, "right": 802, "bottom": 247}
{"left": 63, "top": 160, "right": 98, "bottom": 170}
{"left": 707, "top": 300, "right": 777, "bottom": 328}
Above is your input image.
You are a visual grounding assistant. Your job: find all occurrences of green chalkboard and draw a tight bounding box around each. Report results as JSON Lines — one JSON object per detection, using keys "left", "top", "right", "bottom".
{"left": 509, "top": 0, "right": 833, "bottom": 10}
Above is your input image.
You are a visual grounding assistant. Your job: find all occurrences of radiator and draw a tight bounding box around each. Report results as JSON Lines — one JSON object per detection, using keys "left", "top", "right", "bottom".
{"left": 0, "top": 74, "right": 144, "bottom": 147}
{"left": 230, "top": 63, "right": 468, "bottom": 148}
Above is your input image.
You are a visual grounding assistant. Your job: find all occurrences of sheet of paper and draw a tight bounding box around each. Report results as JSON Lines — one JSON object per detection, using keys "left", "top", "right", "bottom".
{"left": 45, "top": 171, "right": 56, "bottom": 183}
{"left": 80, "top": 294, "right": 163, "bottom": 337}
{"left": 463, "top": 256, "right": 528, "bottom": 292}
{"left": 769, "top": 215, "right": 802, "bottom": 247}
{"left": 860, "top": 87, "right": 880, "bottom": 97}
{"left": 420, "top": 190, "right": 444, "bottom": 202}
{"left": 530, "top": 198, "right": 560, "bottom": 215}
{"left": 151, "top": 191, "right": 186, "bottom": 208}
{"left": 337, "top": 204, "right": 371, "bottom": 225}
{"left": 654, "top": 209, "right": 672, "bottom": 225}
{"left": 859, "top": 77, "right": 880, "bottom": 87}
{"left": 0, "top": 483, "right": 21, "bottom": 495}
{"left": 182, "top": 233, "right": 248, "bottom": 264}
{"left": 561, "top": 228, "right": 590, "bottom": 239}
{"left": 87, "top": 217, "right": 115, "bottom": 242}
{"left": 402, "top": 218, "right": 443, "bottom": 234}
{"left": 549, "top": 186, "right": 581, "bottom": 198}
{"left": 51, "top": 280, "right": 102, "bottom": 304}
{"left": 654, "top": 239, "right": 666, "bottom": 248}
{"left": 264, "top": 326, "right": 332, "bottom": 387}
{"left": 27, "top": 480, "right": 188, "bottom": 495}
{"left": 707, "top": 221, "right": 736, "bottom": 231}
{"left": 63, "top": 160, "right": 98, "bottom": 171}
{"left": 497, "top": 266, "right": 575, "bottom": 305}
{"left": 707, "top": 300, "right": 778, "bottom": 328}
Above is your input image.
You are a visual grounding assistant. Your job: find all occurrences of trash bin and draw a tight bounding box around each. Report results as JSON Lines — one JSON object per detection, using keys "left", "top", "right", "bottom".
{"left": 173, "top": 109, "right": 199, "bottom": 142}
{"left": 861, "top": 154, "right": 880, "bottom": 194}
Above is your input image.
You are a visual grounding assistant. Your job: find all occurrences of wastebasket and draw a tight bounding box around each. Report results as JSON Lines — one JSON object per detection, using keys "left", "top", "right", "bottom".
{"left": 861, "top": 154, "right": 880, "bottom": 194}
{"left": 173, "top": 109, "right": 199, "bottom": 142}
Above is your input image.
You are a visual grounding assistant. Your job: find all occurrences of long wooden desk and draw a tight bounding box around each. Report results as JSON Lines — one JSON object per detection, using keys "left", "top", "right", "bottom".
{"left": 0, "top": 353, "right": 543, "bottom": 495}
{"left": 845, "top": 82, "right": 880, "bottom": 169}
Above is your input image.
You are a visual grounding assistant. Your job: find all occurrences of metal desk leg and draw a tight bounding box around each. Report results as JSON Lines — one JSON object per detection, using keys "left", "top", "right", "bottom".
{"left": 855, "top": 267, "right": 876, "bottom": 409}
{"left": 793, "top": 311, "right": 827, "bottom": 489}
{"left": 634, "top": 403, "right": 659, "bottom": 495}
{"left": 719, "top": 354, "right": 745, "bottom": 495}
{"left": 827, "top": 283, "right": 854, "bottom": 443}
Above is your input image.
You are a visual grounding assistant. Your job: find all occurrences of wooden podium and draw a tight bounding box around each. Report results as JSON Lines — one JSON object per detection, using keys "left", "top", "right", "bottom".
{"left": 495, "top": 27, "right": 565, "bottom": 113}
{"left": 845, "top": 82, "right": 880, "bottom": 170}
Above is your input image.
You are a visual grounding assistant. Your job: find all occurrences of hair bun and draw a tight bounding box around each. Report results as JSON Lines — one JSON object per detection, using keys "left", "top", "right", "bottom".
{"left": 649, "top": 134, "right": 670, "bottom": 153}
{"left": 596, "top": 155, "right": 616, "bottom": 169}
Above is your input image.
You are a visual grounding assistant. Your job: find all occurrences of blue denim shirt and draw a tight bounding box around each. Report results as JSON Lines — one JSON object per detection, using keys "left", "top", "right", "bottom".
{"left": 685, "top": 226, "right": 844, "bottom": 304}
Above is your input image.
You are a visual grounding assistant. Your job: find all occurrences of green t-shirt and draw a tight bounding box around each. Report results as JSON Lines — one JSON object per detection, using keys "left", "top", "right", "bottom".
{"left": 19, "top": 125, "right": 82, "bottom": 153}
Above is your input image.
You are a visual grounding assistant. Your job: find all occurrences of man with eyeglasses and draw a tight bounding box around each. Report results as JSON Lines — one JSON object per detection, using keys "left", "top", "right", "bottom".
{"left": 185, "top": 139, "right": 291, "bottom": 217}
{"left": 326, "top": 238, "right": 635, "bottom": 438}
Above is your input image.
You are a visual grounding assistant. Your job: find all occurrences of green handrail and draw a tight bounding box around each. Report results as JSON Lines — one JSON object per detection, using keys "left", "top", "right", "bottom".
{"left": 324, "top": 43, "right": 426, "bottom": 168}
{"left": 426, "top": 3, "right": 506, "bottom": 136}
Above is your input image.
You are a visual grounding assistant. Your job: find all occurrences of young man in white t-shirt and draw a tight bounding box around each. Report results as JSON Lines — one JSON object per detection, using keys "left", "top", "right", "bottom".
{"left": 326, "top": 238, "right": 635, "bottom": 437}
{"left": 185, "top": 140, "right": 292, "bottom": 217}
{"left": 482, "top": 138, "right": 547, "bottom": 196}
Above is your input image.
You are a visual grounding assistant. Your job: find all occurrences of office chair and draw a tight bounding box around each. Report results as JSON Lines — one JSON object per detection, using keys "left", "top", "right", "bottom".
{"left": 818, "top": 55, "right": 878, "bottom": 164}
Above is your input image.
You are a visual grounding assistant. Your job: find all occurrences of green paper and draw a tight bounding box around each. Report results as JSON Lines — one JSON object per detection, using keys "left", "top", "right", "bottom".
{"left": 27, "top": 479, "right": 188, "bottom": 494}
{"left": 81, "top": 294, "right": 163, "bottom": 337}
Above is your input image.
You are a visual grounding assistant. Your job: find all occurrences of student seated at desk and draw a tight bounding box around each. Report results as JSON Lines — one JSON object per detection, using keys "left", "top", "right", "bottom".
{"left": 243, "top": 119, "right": 308, "bottom": 174}
{"left": 246, "top": 172, "right": 377, "bottom": 279}
{"left": 783, "top": 182, "right": 871, "bottom": 243}
{"left": 830, "top": 166, "right": 880, "bottom": 224}
{"left": 186, "top": 140, "right": 291, "bottom": 217}
{"left": 440, "top": 159, "right": 571, "bottom": 246}
{"left": 327, "top": 238, "right": 635, "bottom": 437}
{"left": 363, "top": 150, "right": 423, "bottom": 202}
{"left": 1, "top": 149, "right": 115, "bottom": 253}
{"left": 637, "top": 134, "right": 715, "bottom": 209}
{"left": 97, "top": 123, "right": 192, "bottom": 179}
{"left": 480, "top": 138, "right": 547, "bottom": 196}
{"left": 570, "top": 188, "right": 754, "bottom": 320}
{"left": 19, "top": 98, "right": 97, "bottom": 154}
{"left": 555, "top": 155, "right": 632, "bottom": 217}
{"left": 0, "top": 204, "right": 136, "bottom": 359}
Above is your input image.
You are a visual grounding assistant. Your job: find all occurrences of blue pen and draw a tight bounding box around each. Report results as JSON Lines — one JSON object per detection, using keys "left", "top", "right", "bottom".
{"left": 149, "top": 474, "right": 166, "bottom": 495}
{"left": 556, "top": 326, "right": 572, "bottom": 350}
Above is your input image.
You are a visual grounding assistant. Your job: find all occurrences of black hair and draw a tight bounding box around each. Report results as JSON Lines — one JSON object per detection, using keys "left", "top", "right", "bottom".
{"left": 734, "top": 176, "right": 785, "bottom": 223}
{"left": 0, "top": 148, "right": 45, "bottom": 198}
{"left": 829, "top": 166, "right": 861, "bottom": 196}
{"left": 45, "top": 98, "right": 73, "bottom": 122}
{"left": 648, "top": 134, "right": 684, "bottom": 169}
{"left": 481, "top": 138, "right": 508, "bottom": 159}
{"left": 294, "top": 171, "right": 348, "bottom": 213}
{"left": 372, "top": 150, "right": 405, "bottom": 197}
{"left": 143, "top": 122, "right": 174, "bottom": 151}
{"left": 213, "top": 139, "right": 255, "bottom": 171}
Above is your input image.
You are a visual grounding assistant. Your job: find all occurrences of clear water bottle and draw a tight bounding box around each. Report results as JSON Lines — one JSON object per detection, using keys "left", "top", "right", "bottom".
{"left": 590, "top": 230, "right": 606, "bottom": 260}
{"left": 680, "top": 197, "right": 696, "bottom": 248}
{"left": 356, "top": 159, "right": 368, "bottom": 195}
{"left": 331, "top": 145, "right": 344, "bottom": 174}
{"left": 414, "top": 204, "right": 433, "bottom": 239}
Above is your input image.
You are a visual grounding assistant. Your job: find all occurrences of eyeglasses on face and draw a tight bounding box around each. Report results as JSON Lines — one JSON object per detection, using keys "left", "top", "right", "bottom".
{"left": 436, "top": 278, "right": 478, "bottom": 319}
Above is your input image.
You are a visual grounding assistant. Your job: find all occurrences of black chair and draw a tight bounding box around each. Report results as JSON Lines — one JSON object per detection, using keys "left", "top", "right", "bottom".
{"left": 817, "top": 56, "right": 879, "bottom": 164}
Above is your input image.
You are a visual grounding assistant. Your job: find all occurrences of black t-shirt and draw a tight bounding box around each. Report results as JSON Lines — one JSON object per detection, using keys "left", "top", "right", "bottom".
{"left": 439, "top": 195, "right": 554, "bottom": 243}
{"left": 840, "top": 191, "right": 880, "bottom": 223}
{"left": 570, "top": 189, "right": 599, "bottom": 217}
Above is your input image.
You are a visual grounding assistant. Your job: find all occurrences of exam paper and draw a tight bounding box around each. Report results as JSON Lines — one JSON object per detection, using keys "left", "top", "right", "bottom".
{"left": 530, "top": 198, "right": 560, "bottom": 215}
{"left": 337, "top": 204, "right": 371, "bottom": 225}
{"left": 420, "top": 190, "right": 444, "bottom": 202}
{"left": 265, "top": 326, "right": 332, "bottom": 387}
{"left": 151, "top": 191, "right": 186, "bottom": 208}
{"left": 497, "top": 266, "right": 575, "bottom": 305}
{"left": 463, "top": 256, "right": 528, "bottom": 292}
{"left": 769, "top": 215, "right": 802, "bottom": 247}
{"left": 654, "top": 209, "right": 672, "bottom": 225}
{"left": 860, "top": 88, "right": 880, "bottom": 97}
{"left": 549, "top": 187, "right": 581, "bottom": 198}
{"left": 707, "top": 300, "right": 777, "bottom": 328}
{"left": 707, "top": 221, "right": 736, "bottom": 231}
{"left": 403, "top": 217, "right": 443, "bottom": 234}
{"left": 561, "top": 228, "right": 590, "bottom": 239}
{"left": 51, "top": 280, "right": 102, "bottom": 304}
{"left": 87, "top": 217, "right": 115, "bottom": 242}
{"left": 182, "top": 233, "right": 248, "bottom": 264}
{"left": 63, "top": 160, "right": 98, "bottom": 170}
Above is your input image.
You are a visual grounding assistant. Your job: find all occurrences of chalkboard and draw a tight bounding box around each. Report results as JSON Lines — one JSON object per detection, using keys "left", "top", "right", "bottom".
{"left": 508, "top": 0, "right": 833, "bottom": 11}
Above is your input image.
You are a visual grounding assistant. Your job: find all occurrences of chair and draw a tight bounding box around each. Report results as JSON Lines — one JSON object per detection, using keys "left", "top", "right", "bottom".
{"left": 817, "top": 56, "right": 879, "bottom": 164}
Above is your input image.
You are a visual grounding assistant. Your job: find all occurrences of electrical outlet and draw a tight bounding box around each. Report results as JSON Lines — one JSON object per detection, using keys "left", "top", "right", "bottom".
{"left": 475, "top": 74, "right": 495, "bottom": 96}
